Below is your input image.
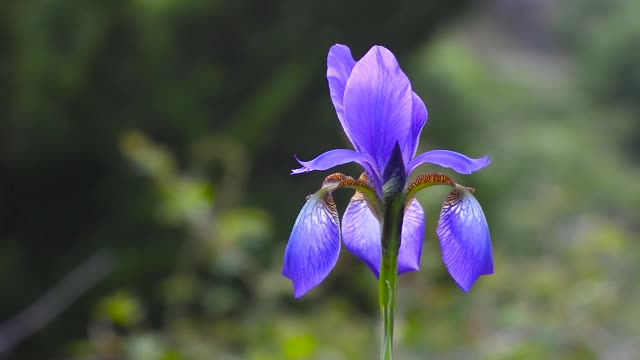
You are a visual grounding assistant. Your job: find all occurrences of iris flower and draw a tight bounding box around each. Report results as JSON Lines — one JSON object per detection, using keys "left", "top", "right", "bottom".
{"left": 282, "top": 44, "right": 493, "bottom": 298}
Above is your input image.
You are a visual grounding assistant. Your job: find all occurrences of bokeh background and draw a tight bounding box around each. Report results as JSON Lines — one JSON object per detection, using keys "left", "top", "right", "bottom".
{"left": 1, "top": 0, "right": 639, "bottom": 359}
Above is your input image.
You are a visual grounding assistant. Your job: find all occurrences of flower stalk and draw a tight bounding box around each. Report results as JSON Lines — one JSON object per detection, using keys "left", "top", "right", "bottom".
{"left": 378, "top": 192, "right": 405, "bottom": 360}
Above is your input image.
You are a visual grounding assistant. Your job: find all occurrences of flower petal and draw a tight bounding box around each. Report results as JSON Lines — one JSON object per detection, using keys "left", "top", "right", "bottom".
{"left": 342, "top": 194, "right": 425, "bottom": 277}
{"left": 397, "top": 199, "right": 425, "bottom": 274}
{"left": 291, "top": 149, "right": 372, "bottom": 175}
{"left": 403, "top": 93, "right": 428, "bottom": 162}
{"left": 327, "top": 44, "right": 357, "bottom": 145}
{"left": 408, "top": 150, "right": 491, "bottom": 175}
{"left": 342, "top": 192, "right": 381, "bottom": 275}
{"left": 343, "top": 45, "right": 413, "bottom": 173}
{"left": 282, "top": 190, "right": 341, "bottom": 298}
{"left": 437, "top": 186, "right": 493, "bottom": 292}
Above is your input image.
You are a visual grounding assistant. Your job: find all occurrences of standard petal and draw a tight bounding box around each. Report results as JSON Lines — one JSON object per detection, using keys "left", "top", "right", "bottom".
{"left": 437, "top": 186, "right": 493, "bottom": 292}
{"left": 397, "top": 199, "right": 425, "bottom": 274}
{"left": 327, "top": 44, "right": 357, "bottom": 145}
{"left": 342, "top": 194, "right": 425, "bottom": 277}
{"left": 342, "top": 192, "right": 381, "bottom": 275}
{"left": 291, "top": 149, "right": 372, "bottom": 175}
{"left": 407, "top": 150, "right": 491, "bottom": 175}
{"left": 403, "top": 93, "right": 428, "bottom": 162}
{"left": 282, "top": 190, "right": 341, "bottom": 298}
{"left": 342, "top": 45, "right": 413, "bottom": 173}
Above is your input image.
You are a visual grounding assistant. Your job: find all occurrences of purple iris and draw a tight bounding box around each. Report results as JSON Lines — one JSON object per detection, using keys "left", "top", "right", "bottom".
{"left": 282, "top": 44, "right": 493, "bottom": 298}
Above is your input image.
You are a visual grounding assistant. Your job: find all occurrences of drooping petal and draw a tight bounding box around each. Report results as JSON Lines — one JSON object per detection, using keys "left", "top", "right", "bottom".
{"left": 403, "top": 93, "right": 428, "bottom": 163}
{"left": 437, "top": 186, "right": 493, "bottom": 292}
{"left": 407, "top": 150, "right": 491, "bottom": 175}
{"left": 342, "top": 45, "right": 413, "bottom": 173}
{"left": 327, "top": 44, "right": 357, "bottom": 146}
{"left": 282, "top": 190, "right": 341, "bottom": 298}
{"left": 397, "top": 199, "right": 425, "bottom": 274}
{"left": 341, "top": 191, "right": 381, "bottom": 275}
{"left": 291, "top": 149, "right": 372, "bottom": 175}
{"left": 342, "top": 194, "right": 425, "bottom": 277}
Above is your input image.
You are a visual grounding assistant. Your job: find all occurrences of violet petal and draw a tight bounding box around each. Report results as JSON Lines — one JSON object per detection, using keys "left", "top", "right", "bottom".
{"left": 397, "top": 199, "right": 425, "bottom": 274}
{"left": 342, "top": 195, "right": 426, "bottom": 277}
{"left": 291, "top": 149, "right": 373, "bottom": 175}
{"left": 282, "top": 190, "right": 341, "bottom": 298}
{"left": 327, "top": 44, "right": 358, "bottom": 148}
{"left": 403, "top": 93, "right": 428, "bottom": 162}
{"left": 408, "top": 150, "right": 490, "bottom": 175}
{"left": 437, "top": 186, "right": 493, "bottom": 292}
{"left": 342, "top": 45, "right": 413, "bottom": 173}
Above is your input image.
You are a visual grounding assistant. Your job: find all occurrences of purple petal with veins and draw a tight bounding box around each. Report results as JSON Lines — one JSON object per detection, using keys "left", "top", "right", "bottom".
{"left": 437, "top": 186, "right": 493, "bottom": 292}
{"left": 282, "top": 190, "right": 341, "bottom": 298}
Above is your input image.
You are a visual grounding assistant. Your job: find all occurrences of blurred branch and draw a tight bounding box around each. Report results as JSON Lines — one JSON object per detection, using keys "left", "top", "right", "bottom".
{"left": 0, "top": 251, "right": 115, "bottom": 357}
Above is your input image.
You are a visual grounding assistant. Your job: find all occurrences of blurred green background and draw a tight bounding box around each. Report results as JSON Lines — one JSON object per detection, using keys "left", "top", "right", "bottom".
{"left": 1, "top": 0, "right": 639, "bottom": 359}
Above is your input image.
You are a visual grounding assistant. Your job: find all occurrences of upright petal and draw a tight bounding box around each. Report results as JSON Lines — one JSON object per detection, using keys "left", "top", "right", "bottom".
{"left": 342, "top": 194, "right": 426, "bottom": 277}
{"left": 342, "top": 46, "right": 413, "bottom": 173}
{"left": 397, "top": 199, "right": 425, "bottom": 274}
{"left": 291, "top": 149, "right": 372, "bottom": 174}
{"left": 327, "top": 44, "right": 357, "bottom": 147}
{"left": 437, "top": 186, "right": 493, "bottom": 292}
{"left": 282, "top": 190, "right": 341, "bottom": 298}
{"left": 408, "top": 150, "right": 491, "bottom": 175}
{"left": 403, "top": 93, "right": 428, "bottom": 163}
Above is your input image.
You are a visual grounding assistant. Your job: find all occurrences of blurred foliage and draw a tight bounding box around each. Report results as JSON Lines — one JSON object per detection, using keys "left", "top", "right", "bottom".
{"left": 1, "top": 0, "right": 639, "bottom": 359}
{"left": 0, "top": 0, "right": 467, "bottom": 357}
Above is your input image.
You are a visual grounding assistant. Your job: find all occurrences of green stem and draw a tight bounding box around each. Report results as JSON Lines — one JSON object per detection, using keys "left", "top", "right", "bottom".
{"left": 378, "top": 194, "right": 405, "bottom": 360}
